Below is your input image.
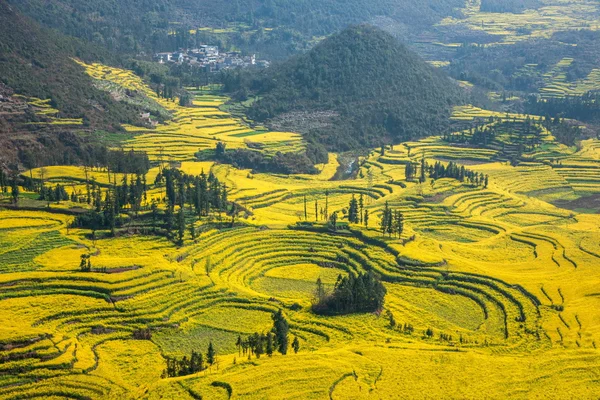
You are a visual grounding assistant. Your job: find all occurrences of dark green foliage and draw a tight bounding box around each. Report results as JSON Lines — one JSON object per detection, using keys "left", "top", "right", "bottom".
{"left": 165, "top": 350, "right": 205, "bottom": 377}
{"left": 214, "top": 146, "right": 318, "bottom": 175}
{"left": 233, "top": 25, "right": 462, "bottom": 153}
{"left": 271, "top": 309, "right": 289, "bottom": 355}
{"left": 292, "top": 336, "right": 300, "bottom": 354}
{"left": 525, "top": 92, "right": 600, "bottom": 127}
{"left": 207, "top": 342, "right": 216, "bottom": 365}
{"left": 447, "top": 31, "right": 600, "bottom": 93}
{"left": 312, "top": 272, "right": 387, "bottom": 315}
{"left": 189, "top": 0, "right": 464, "bottom": 37}
{"left": 0, "top": 2, "right": 142, "bottom": 129}
{"left": 348, "top": 195, "right": 359, "bottom": 224}
{"left": 39, "top": 184, "right": 69, "bottom": 203}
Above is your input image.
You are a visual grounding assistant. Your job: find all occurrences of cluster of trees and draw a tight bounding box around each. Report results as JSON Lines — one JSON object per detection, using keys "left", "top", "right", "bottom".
{"left": 71, "top": 172, "right": 149, "bottom": 233}
{"left": 71, "top": 167, "right": 230, "bottom": 245}
{"left": 379, "top": 202, "right": 404, "bottom": 238}
{"left": 312, "top": 272, "right": 387, "bottom": 315}
{"left": 347, "top": 194, "right": 366, "bottom": 225}
{"left": 79, "top": 254, "right": 92, "bottom": 272}
{"left": 163, "top": 342, "right": 216, "bottom": 378}
{"left": 39, "top": 184, "right": 69, "bottom": 203}
{"left": 428, "top": 161, "right": 489, "bottom": 188}
{"left": 406, "top": 158, "right": 489, "bottom": 188}
{"left": 525, "top": 93, "right": 600, "bottom": 130}
{"left": 214, "top": 142, "right": 319, "bottom": 175}
{"left": 234, "top": 310, "right": 298, "bottom": 358}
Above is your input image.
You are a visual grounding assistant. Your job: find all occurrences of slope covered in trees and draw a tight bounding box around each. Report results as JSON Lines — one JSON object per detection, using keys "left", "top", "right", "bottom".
{"left": 10, "top": 0, "right": 464, "bottom": 57}
{"left": 0, "top": 2, "right": 141, "bottom": 128}
{"left": 229, "top": 25, "right": 463, "bottom": 151}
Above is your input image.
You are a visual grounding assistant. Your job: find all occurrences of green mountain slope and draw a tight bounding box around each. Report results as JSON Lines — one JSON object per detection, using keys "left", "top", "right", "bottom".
{"left": 0, "top": 2, "right": 141, "bottom": 128}
{"left": 238, "top": 25, "right": 463, "bottom": 151}
{"left": 10, "top": 0, "right": 464, "bottom": 57}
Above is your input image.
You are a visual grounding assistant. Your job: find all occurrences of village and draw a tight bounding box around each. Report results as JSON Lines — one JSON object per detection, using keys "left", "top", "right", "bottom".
{"left": 154, "top": 45, "right": 270, "bottom": 71}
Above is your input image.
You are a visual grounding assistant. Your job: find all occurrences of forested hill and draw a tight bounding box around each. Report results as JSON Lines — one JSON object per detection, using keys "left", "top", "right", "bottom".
{"left": 9, "top": 0, "right": 464, "bottom": 57}
{"left": 232, "top": 25, "right": 463, "bottom": 151}
{"left": 187, "top": 0, "right": 465, "bottom": 35}
{"left": 0, "top": 2, "right": 140, "bottom": 128}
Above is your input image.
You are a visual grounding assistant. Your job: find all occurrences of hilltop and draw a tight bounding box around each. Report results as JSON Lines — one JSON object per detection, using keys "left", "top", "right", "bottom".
{"left": 232, "top": 25, "right": 463, "bottom": 151}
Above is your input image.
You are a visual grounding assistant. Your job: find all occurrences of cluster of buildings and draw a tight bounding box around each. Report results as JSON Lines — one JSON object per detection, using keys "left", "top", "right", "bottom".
{"left": 154, "top": 45, "right": 270, "bottom": 71}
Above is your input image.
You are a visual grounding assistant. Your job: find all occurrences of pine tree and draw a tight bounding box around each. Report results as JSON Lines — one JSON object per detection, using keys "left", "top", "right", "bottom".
{"left": 266, "top": 333, "right": 274, "bottom": 357}
{"left": 236, "top": 335, "right": 243, "bottom": 356}
{"left": 420, "top": 157, "right": 426, "bottom": 184}
{"left": 359, "top": 194, "right": 364, "bottom": 224}
{"left": 207, "top": 341, "right": 216, "bottom": 365}
{"left": 303, "top": 195, "right": 308, "bottom": 221}
{"left": 10, "top": 177, "right": 19, "bottom": 205}
{"left": 292, "top": 336, "right": 300, "bottom": 354}
{"left": 177, "top": 208, "right": 185, "bottom": 245}
{"left": 348, "top": 195, "right": 359, "bottom": 223}
{"left": 271, "top": 309, "right": 289, "bottom": 355}
{"left": 364, "top": 209, "right": 369, "bottom": 227}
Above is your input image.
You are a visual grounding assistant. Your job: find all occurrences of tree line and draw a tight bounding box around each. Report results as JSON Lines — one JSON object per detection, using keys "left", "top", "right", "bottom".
{"left": 406, "top": 158, "right": 488, "bottom": 188}
{"left": 234, "top": 310, "right": 300, "bottom": 359}
{"left": 163, "top": 342, "right": 217, "bottom": 378}
{"left": 71, "top": 167, "right": 231, "bottom": 246}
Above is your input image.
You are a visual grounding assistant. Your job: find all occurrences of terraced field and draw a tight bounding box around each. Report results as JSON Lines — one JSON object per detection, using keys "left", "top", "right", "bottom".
{"left": 439, "top": 0, "right": 600, "bottom": 46}
{"left": 75, "top": 62, "right": 305, "bottom": 163}
{"left": 3, "top": 120, "right": 600, "bottom": 399}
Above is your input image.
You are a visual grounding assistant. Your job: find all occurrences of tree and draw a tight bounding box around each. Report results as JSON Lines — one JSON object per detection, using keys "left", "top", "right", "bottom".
{"left": 79, "top": 254, "right": 91, "bottom": 272}
{"left": 314, "top": 277, "right": 327, "bottom": 305}
{"left": 393, "top": 211, "right": 404, "bottom": 238}
{"left": 189, "top": 221, "right": 196, "bottom": 240}
{"left": 215, "top": 142, "right": 226, "bottom": 159}
{"left": 207, "top": 341, "right": 216, "bottom": 365}
{"left": 348, "top": 195, "right": 359, "bottom": 223}
{"left": 266, "top": 332, "right": 274, "bottom": 357}
{"left": 380, "top": 202, "right": 393, "bottom": 236}
{"left": 236, "top": 335, "right": 243, "bottom": 356}
{"left": 329, "top": 211, "right": 338, "bottom": 231}
{"left": 405, "top": 162, "right": 414, "bottom": 181}
{"left": 10, "top": 177, "right": 19, "bottom": 205}
{"left": 359, "top": 194, "right": 364, "bottom": 224}
{"left": 420, "top": 157, "right": 426, "bottom": 183}
{"left": 177, "top": 208, "right": 185, "bottom": 245}
{"left": 364, "top": 209, "right": 369, "bottom": 227}
{"left": 292, "top": 336, "right": 300, "bottom": 354}
{"left": 271, "top": 309, "right": 289, "bottom": 355}
{"left": 303, "top": 195, "right": 308, "bottom": 221}
{"left": 386, "top": 310, "right": 396, "bottom": 328}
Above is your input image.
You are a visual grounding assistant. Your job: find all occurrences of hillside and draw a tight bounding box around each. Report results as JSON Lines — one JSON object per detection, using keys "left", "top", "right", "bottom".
{"left": 236, "top": 25, "right": 463, "bottom": 151}
{"left": 0, "top": 3, "right": 148, "bottom": 169}
{"left": 0, "top": 2, "right": 140, "bottom": 128}
{"left": 10, "top": 0, "right": 464, "bottom": 58}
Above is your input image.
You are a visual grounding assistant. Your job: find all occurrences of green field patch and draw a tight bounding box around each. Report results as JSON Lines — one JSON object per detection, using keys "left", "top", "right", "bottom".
{"left": 192, "top": 307, "right": 273, "bottom": 334}
{"left": 386, "top": 284, "right": 488, "bottom": 333}
{"left": 230, "top": 130, "right": 270, "bottom": 138}
{"left": 153, "top": 323, "right": 239, "bottom": 358}
{"left": 416, "top": 223, "right": 496, "bottom": 243}
{"left": 252, "top": 276, "right": 332, "bottom": 300}
{"left": 264, "top": 263, "right": 346, "bottom": 284}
